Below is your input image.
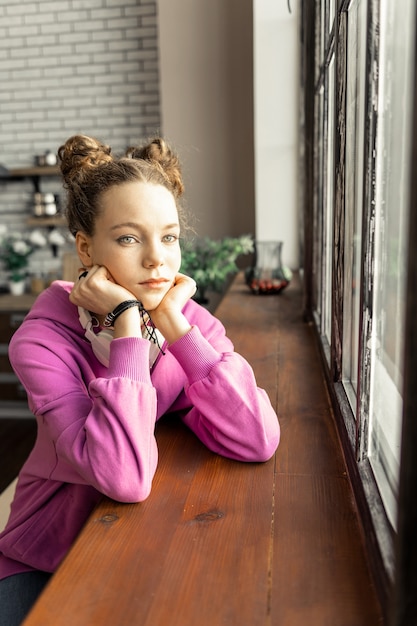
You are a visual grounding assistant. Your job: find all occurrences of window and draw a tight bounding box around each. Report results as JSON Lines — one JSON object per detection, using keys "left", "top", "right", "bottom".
{"left": 304, "top": 0, "right": 416, "bottom": 590}
{"left": 312, "top": 4, "right": 335, "bottom": 362}
{"left": 341, "top": 0, "right": 367, "bottom": 413}
{"left": 367, "top": 0, "right": 414, "bottom": 531}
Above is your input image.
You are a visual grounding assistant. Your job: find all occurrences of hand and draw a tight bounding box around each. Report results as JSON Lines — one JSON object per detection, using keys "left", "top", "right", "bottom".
{"left": 69, "top": 265, "right": 136, "bottom": 316}
{"left": 148, "top": 272, "right": 197, "bottom": 344}
{"left": 150, "top": 272, "right": 196, "bottom": 315}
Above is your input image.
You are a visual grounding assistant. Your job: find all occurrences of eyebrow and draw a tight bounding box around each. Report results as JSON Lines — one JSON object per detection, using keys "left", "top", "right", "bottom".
{"left": 110, "top": 222, "right": 180, "bottom": 231}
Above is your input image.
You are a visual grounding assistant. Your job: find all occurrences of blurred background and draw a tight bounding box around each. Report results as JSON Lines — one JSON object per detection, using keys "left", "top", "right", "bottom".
{"left": 0, "top": 0, "right": 300, "bottom": 288}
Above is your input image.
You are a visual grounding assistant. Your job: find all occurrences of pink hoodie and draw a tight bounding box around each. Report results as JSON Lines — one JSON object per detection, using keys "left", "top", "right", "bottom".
{"left": 0, "top": 281, "right": 279, "bottom": 578}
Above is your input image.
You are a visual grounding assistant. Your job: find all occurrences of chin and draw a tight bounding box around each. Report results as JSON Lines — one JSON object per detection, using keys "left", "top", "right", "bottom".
{"left": 138, "top": 294, "right": 164, "bottom": 312}
{"left": 135, "top": 283, "right": 174, "bottom": 311}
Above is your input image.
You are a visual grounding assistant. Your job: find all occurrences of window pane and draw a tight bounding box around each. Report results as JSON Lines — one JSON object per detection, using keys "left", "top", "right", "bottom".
{"left": 342, "top": 0, "right": 367, "bottom": 414}
{"left": 368, "top": 0, "right": 415, "bottom": 530}
{"left": 323, "top": 57, "right": 335, "bottom": 348}
{"left": 312, "top": 87, "right": 324, "bottom": 322}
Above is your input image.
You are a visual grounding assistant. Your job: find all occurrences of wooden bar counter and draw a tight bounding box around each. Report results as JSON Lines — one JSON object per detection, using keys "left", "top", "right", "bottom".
{"left": 23, "top": 274, "right": 382, "bottom": 626}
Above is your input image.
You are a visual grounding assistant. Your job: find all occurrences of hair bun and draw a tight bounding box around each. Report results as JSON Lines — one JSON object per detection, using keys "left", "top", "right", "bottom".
{"left": 58, "top": 135, "right": 113, "bottom": 184}
{"left": 125, "top": 138, "right": 184, "bottom": 197}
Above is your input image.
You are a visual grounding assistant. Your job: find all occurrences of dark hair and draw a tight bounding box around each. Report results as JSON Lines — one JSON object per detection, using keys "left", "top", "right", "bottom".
{"left": 58, "top": 135, "right": 186, "bottom": 237}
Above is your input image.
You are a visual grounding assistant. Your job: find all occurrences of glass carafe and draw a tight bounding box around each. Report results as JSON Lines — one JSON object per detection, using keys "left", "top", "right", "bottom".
{"left": 245, "top": 241, "right": 292, "bottom": 294}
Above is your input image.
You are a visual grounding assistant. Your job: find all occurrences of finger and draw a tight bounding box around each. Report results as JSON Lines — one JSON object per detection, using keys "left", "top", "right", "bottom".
{"left": 78, "top": 270, "right": 89, "bottom": 280}
{"left": 175, "top": 272, "right": 196, "bottom": 286}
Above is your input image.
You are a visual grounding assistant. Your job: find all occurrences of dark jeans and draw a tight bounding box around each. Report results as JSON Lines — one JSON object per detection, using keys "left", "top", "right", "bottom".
{"left": 0, "top": 571, "right": 52, "bottom": 626}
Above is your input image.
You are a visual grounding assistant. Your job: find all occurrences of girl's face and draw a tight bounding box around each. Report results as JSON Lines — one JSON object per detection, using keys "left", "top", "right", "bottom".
{"left": 81, "top": 181, "right": 181, "bottom": 311}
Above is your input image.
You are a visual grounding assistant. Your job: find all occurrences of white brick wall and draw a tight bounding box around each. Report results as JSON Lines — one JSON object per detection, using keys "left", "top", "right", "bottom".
{"left": 0, "top": 0, "right": 161, "bottom": 282}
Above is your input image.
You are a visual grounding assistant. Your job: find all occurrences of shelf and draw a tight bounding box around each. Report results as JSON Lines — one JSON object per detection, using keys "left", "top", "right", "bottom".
{"left": 26, "top": 215, "right": 67, "bottom": 228}
{"left": 5, "top": 165, "right": 61, "bottom": 179}
{"left": 1, "top": 165, "right": 62, "bottom": 192}
{"left": 0, "top": 293, "right": 38, "bottom": 311}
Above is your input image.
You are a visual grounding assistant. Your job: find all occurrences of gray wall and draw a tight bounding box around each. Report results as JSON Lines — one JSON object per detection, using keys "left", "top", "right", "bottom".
{"left": 158, "top": 0, "right": 255, "bottom": 240}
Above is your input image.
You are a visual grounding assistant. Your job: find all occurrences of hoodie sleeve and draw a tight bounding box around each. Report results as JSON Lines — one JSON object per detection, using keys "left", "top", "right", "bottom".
{"left": 9, "top": 324, "right": 158, "bottom": 504}
{"left": 168, "top": 320, "right": 280, "bottom": 463}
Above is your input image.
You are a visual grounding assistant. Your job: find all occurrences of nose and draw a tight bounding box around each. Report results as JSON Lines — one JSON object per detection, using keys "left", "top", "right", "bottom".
{"left": 142, "top": 239, "right": 164, "bottom": 268}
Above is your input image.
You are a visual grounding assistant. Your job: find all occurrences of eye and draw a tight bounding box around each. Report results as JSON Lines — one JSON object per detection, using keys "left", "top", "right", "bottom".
{"left": 117, "top": 235, "right": 138, "bottom": 245}
{"left": 163, "top": 234, "right": 179, "bottom": 244}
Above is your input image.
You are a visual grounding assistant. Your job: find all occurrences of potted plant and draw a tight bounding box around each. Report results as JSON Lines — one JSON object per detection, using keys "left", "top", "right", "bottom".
{"left": 180, "top": 234, "right": 254, "bottom": 304}
{"left": 0, "top": 227, "right": 47, "bottom": 295}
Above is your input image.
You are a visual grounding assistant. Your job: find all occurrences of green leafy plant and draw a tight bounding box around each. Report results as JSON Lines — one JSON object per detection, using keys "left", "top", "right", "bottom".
{"left": 180, "top": 234, "right": 254, "bottom": 303}
{"left": 0, "top": 227, "right": 47, "bottom": 282}
{"left": 0, "top": 235, "right": 34, "bottom": 282}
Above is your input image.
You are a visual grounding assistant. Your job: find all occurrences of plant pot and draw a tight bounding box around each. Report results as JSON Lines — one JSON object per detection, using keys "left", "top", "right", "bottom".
{"left": 193, "top": 285, "right": 209, "bottom": 305}
{"left": 8, "top": 280, "right": 26, "bottom": 296}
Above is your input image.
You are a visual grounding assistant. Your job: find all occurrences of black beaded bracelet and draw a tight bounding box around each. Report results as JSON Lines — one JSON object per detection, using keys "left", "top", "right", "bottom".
{"left": 103, "top": 300, "right": 143, "bottom": 327}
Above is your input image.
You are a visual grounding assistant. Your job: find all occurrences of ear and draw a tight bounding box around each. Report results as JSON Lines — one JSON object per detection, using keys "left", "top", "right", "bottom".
{"left": 75, "top": 232, "right": 94, "bottom": 268}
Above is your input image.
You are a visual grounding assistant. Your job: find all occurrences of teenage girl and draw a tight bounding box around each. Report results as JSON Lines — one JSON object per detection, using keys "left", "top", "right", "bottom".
{"left": 0, "top": 135, "right": 280, "bottom": 625}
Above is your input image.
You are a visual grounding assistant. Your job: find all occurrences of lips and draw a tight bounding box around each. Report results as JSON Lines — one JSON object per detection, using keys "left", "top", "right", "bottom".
{"left": 139, "top": 278, "right": 170, "bottom": 288}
